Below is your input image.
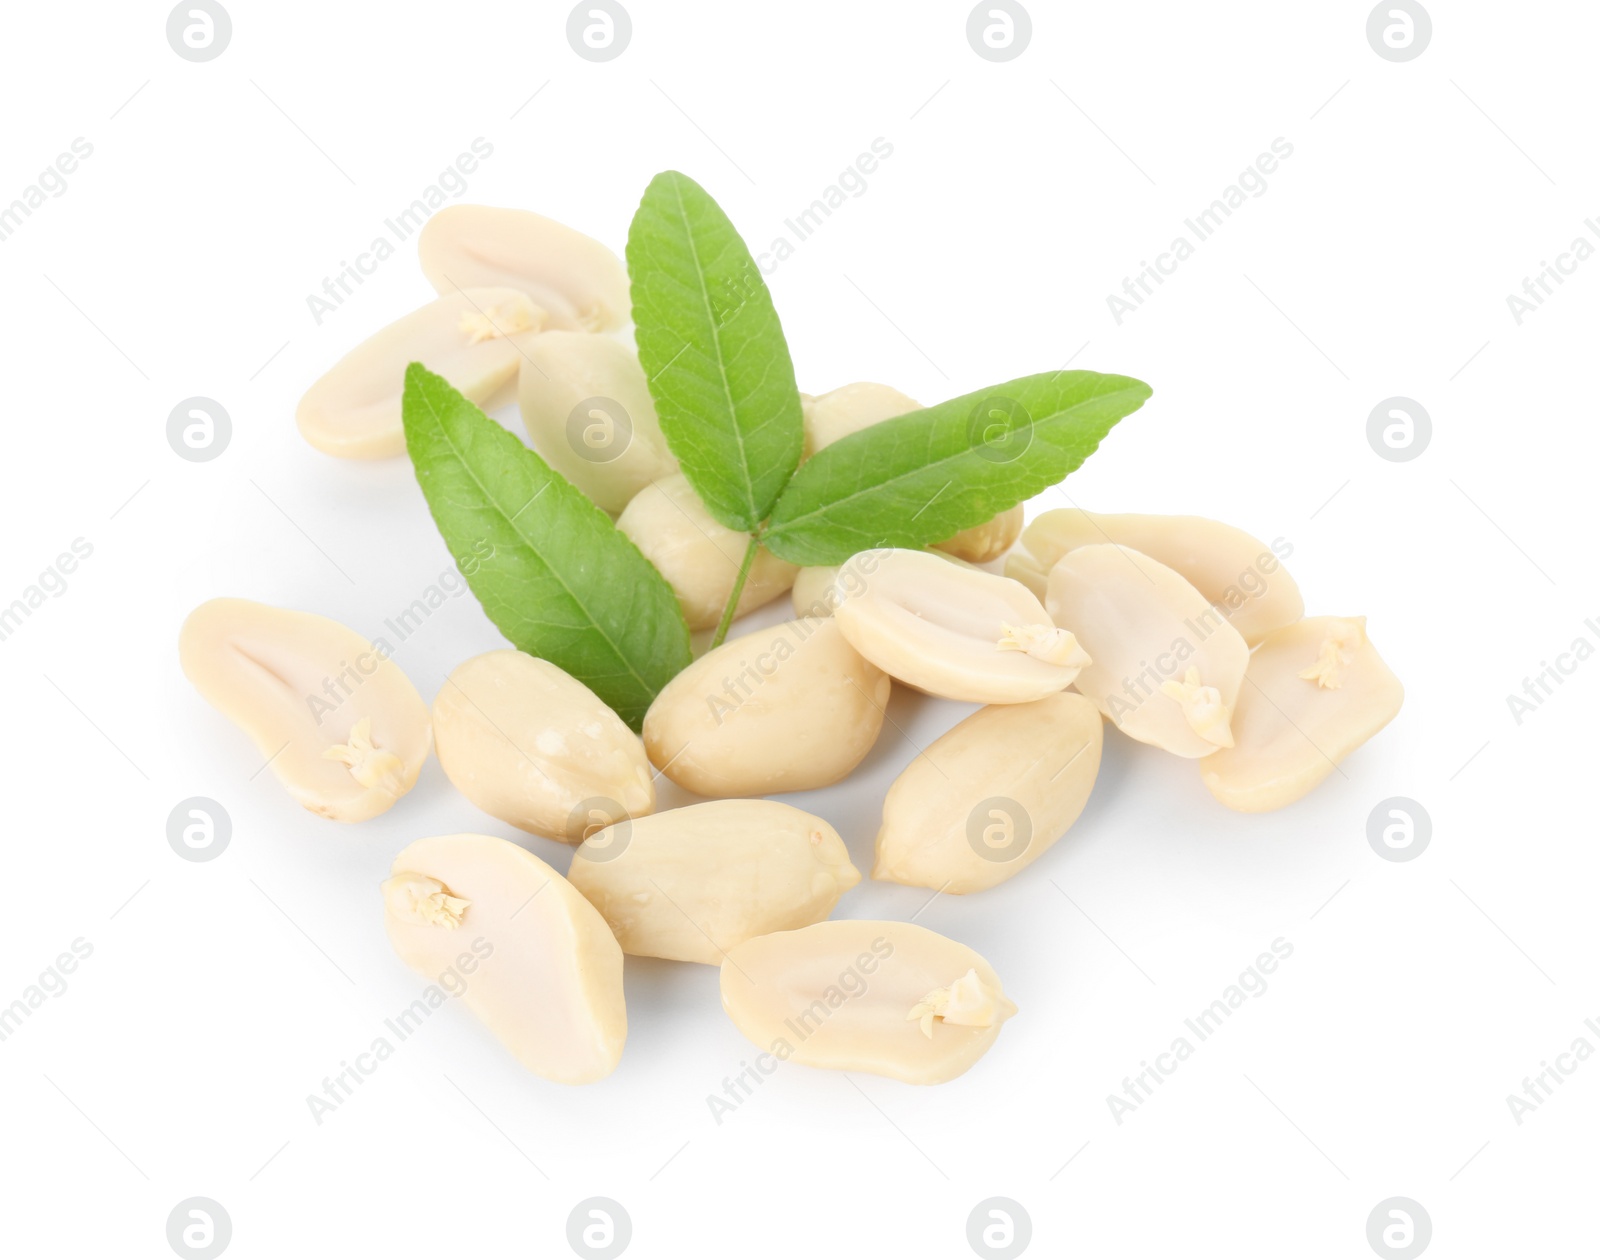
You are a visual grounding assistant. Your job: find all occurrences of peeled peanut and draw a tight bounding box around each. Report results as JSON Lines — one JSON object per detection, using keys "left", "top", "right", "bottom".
{"left": 642, "top": 618, "right": 888, "bottom": 796}
{"left": 936, "top": 505, "right": 1025, "bottom": 564}
{"left": 616, "top": 474, "right": 797, "bottom": 630}
{"left": 874, "top": 691, "right": 1102, "bottom": 894}
{"left": 432, "top": 650, "right": 654, "bottom": 842}
{"left": 383, "top": 834, "right": 625, "bottom": 1084}
{"left": 516, "top": 332, "right": 678, "bottom": 513}
{"left": 297, "top": 288, "right": 544, "bottom": 459}
{"left": 832, "top": 548, "right": 1088, "bottom": 703}
{"left": 718, "top": 920, "right": 1016, "bottom": 1084}
{"left": 802, "top": 382, "right": 1022, "bottom": 561}
{"left": 179, "top": 598, "right": 430, "bottom": 822}
{"left": 417, "top": 204, "right": 630, "bottom": 332}
{"left": 791, "top": 565, "right": 844, "bottom": 618}
{"left": 802, "top": 381, "right": 921, "bottom": 457}
{"left": 1007, "top": 508, "right": 1303, "bottom": 645}
{"left": 791, "top": 549, "right": 978, "bottom": 619}
{"left": 1046, "top": 544, "right": 1249, "bottom": 757}
{"left": 1201, "top": 617, "right": 1404, "bottom": 811}
{"left": 568, "top": 801, "right": 860, "bottom": 964}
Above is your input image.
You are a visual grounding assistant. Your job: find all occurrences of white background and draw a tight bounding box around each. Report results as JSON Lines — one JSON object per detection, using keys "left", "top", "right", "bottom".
{"left": 1, "top": 1, "right": 1594, "bottom": 1257}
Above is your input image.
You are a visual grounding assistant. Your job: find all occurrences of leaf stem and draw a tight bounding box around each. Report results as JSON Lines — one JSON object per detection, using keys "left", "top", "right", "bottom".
{"left": 710, "top": 534, "right": 761, "bottom": 649}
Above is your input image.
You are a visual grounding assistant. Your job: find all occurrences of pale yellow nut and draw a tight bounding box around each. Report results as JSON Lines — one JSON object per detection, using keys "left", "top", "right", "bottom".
{"left": 790, "top": 564, "right": 844, "bottom": 618}
{"left": 802, "top": 382, "right": 1021, "bottom": 559}
{"left": 1046, "top": 544, "right": 1249, "bottom": 757}
{"left": 568, "top": 800, "right": 860, "bottom": 965}
{"left": 791, "top": 548, "right": 976, "bottom": 619}
{"left": 383, "top": 834, "right": 626, "bottom": 1084}
{"left": 718, "top": 920, "right": 1016, "bottom": 1085}
{"left": 873, "top": 691, "right": 1103, "bottom": 894}
{"left": 831, "top": 548, "right": 1083, "bottom": 703}
{"left": 296, "top": 288, "right": 545, "bottom": 459}
{"left": 1201, "top": 616, "right": 1404, "bottom": 812}
{"left": 1006, "top": 508, "right": 1304, "bottom": 645}
{"left": 935, "top": 505, "right": 1025, "bottom": 564}
{"left": 179, "top": 598, "right": 430, "bottom": 822}
{"left": 516, "top": 332, "right": 678, "bottom": 513}
{"left": 801, "top": 381, "right": 922, "bottom": 458}
{"left": 417, "top": 204, "right": 631, "bottom": 332}
{"left": 643, "top": 618, "right": 888, "bottom": 796}
{"left": 616, "top": 474, "right": 797, "bottom": 630}
{"left": 432, "top": 650, "right": 654, "bottom": 842}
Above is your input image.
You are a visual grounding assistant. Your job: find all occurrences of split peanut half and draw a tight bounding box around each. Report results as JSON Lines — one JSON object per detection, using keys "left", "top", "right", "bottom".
{"left": 1046, "top": 544, "right": 1250, "bottom": 757}
{"left": 718, "top": 920, "right": 1016, "bottom": 1084}
{"left": 790, "top": 548, "right": 977, "bottom": 619}
{"left": 179, "top": 598, "right": 430, "bottom": 822}
{"left": 832, "top": 548, "right": 1089, "bottom": 703}
{"left": 1200, "top": 616, "right": 1404, "bottom": 811}
{"left": 297, "top": 288, "right": 544, "bottom": 459}
{"left": 417, "top": 204, "right": 631, "bottom": 332}
{"left": 383, "top": 833, "right": 626, "bottom": 1084}
{"left": 1007, "top": 508, "right": 1303, "bottom": 645}
{"left": 568, "top": 800, "right": 861, "bottom": 964}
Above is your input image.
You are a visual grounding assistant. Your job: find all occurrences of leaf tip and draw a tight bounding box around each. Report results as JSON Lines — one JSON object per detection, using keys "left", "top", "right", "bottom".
{"left": 401, "top": 360, "right": 438, "bottom": 402}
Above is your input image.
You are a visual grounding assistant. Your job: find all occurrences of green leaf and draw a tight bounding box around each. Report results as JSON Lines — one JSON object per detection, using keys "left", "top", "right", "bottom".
{"left": 626, "top": 170, "right": 803, "bottom": 532}
{"left": 402, "top": 364, "right": 691, "bottom": 729}
{"left": 763, "top": 371, "right": 1152, "bottom": 566}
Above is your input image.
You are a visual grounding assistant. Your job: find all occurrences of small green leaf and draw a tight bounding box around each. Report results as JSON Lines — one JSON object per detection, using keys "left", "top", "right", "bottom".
{"left": 627, "top": 170, "right": 803, "bottom": 533}
{"left": 402, "top": 364, "right": 691, "bottom": 729}
{"left": 764, "top": 371, "right": 1152, "bottom": 566}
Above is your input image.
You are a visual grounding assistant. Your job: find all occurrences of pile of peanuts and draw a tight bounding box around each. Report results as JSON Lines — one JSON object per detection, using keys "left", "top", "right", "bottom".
{"left": 181, "top": 205, "right": 1403, "bottom": 1086}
